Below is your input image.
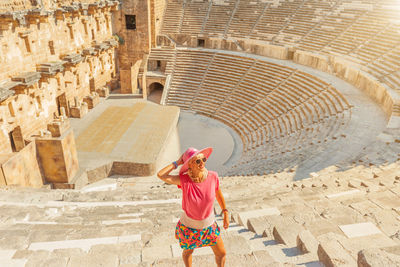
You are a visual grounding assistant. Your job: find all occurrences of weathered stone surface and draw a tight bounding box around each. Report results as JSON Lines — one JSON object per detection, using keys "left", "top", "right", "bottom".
{"left": 247, "top": 217, "right": 268, "bottom": 236}
{"left": 70, "top": 104, "right": 89, "bottom": 118}
{"left": 141, "top": 246, "right": 172, "bottom": 262}
{"left": 297, "top": 230, "right": 319, "bottom": 253}
{"left": 35, "top": 128, "right": 79, "bottom": 184}
{"left": 273, "top": 220, "right": 304, "bottom": 247}
{"left": 318, "top": 239, "right": 356, "bottom": 267}
{"left": 339, "top": 222, "right": 382, "bottom": 238}
{"left": 238, "top": 208, "right": 280, "bottom": 227}
{"left": 358, "top": 248, "right": 400, "bottom": 267}
{"left": 83, "top": 94, "right": 100, "bottom": 109}
{"left": 68, "top": 252, "right": 118, "bottom": 267}
{"left": 0, "top": 142, "right": 43, "bottom": 188}
{"left": 0, "top": 0, "right": 117, "bottom": 188}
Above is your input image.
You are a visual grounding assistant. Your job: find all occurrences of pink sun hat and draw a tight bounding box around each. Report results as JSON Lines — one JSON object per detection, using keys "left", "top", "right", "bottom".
{"left": 179, "top": 147, "right": 213, "bottom": 174}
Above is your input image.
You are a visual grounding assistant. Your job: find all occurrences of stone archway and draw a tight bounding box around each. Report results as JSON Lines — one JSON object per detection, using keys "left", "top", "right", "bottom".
{"left": 147, "top": 82, "right": 164, "bottom": 104}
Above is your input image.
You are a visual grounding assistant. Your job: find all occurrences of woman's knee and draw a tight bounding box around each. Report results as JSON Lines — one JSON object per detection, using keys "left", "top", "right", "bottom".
{"left": 213, "top": 243, "right": 226, "bottom": 258}
{"left": 182, "top": 249, "right": 194, "bottom": 256}
{"left": 216, "top": 248, "right": 226, "bottom": 258}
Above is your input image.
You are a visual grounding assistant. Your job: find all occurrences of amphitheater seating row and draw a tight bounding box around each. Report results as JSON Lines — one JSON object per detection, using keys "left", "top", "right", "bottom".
{"left": 162, "top": 0, "right": 400, "bottom": 93}
{"left": 158, "top": 48, "right": 351, "bottom": 169}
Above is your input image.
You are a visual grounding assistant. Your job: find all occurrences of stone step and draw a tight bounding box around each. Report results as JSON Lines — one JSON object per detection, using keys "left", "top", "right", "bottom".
{"left": 297, "top": 230, "right": 319, "bottom": 254}
{"left": 358, "top": 248, "right": 400, "bottom": 267}
{"left": 28, "top": 234, "right": 141, "bottom": 252}
{"left": 237, "top": 207, "right": 281, "bottom": 227}
{"left": 272, "top": 219, "right": 305, "bottom": 247}
{"left": 317, "top": 233, "right": 357, "bottom": 267}
{"left": 0, "top": 259, "right": 28, "bottom": 267}
{"left": 154, "top": 251, "right": 285, "bottom": 267}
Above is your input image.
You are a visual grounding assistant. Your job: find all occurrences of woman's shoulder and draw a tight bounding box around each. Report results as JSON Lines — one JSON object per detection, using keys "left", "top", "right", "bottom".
{"left": 179, "top": 172, "right": 190, "bottom": 179}
{"left": 207, "top": 170, "right": 219, "bottom": 178}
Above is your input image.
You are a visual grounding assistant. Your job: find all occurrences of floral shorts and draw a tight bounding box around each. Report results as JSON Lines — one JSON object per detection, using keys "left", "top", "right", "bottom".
{"left": 175, "top": 220, "right": 221, "bottom": 250}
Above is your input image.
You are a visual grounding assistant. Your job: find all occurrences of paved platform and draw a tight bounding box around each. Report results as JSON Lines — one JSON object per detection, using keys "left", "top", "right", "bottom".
{"left": 177, "top": 112, "right": 240, "bottom": 174}
{"left": 72, "top": 99, "right": 180, "bottom": 179}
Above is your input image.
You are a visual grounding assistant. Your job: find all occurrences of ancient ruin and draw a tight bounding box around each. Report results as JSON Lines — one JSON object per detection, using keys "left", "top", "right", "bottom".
{"left": 0, "top": 0, "right": 399, "bottom": 266}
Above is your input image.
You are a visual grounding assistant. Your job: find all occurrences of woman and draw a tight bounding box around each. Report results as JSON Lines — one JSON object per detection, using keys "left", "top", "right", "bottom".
{"left": 157, "top": 147, "right": 229, "bottom": 267}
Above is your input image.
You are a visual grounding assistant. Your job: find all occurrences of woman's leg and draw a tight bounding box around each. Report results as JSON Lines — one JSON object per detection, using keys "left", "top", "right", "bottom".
{"left": 182, "top": 249, "right": 194, "bottom": 267}
{"left": 211, "top": 237, "right": 226, "bottom": 267}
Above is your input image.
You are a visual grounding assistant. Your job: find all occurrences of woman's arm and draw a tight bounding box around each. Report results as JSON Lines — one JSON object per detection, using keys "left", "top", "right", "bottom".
{"left": 157, "top": 163, "right": 180, "bottom": 185}
{"left": 216, "top": 189, "right": 229, "bottom": 229}
{"left": 157, "top": 155, "right": 183, "bottom": 185}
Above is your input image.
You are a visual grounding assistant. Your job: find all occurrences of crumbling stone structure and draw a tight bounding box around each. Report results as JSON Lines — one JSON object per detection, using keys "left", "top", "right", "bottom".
{"left": 0, "top": 0, "right": 119, "bottom": 187}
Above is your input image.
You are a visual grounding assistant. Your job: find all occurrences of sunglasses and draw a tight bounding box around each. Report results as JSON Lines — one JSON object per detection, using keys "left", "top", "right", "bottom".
{"left": 195, "top": 157, "right": 207, "bottom": 164}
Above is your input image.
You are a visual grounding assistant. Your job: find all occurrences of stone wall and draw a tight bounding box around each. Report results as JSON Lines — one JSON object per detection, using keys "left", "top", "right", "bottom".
{"left": 114, "top": 0, "right": 152, "bottom": 93}
{"left": 0, "top": 4, "right": 116, "bottom": 81}
{"left": 0, "top": 1, "right": 118, "bottom": 154}
{"left": 0, "top": 1, "right": 119, "bottom": 187}
{"left": 157, "top": 33, "right": 290, "bottom": 60}
{"left": 114, "top": 0, "right": 151, "bottom": 68}
{"left": 158, "top": 33, "right": 399, "bottom": 121}
{"left": 293, "top": 50, "right": 400, "bottom": 120}
{"left": 0, "top": 0, "right": 34, "bottom": 12}
{"left": 0, "top": 141, "right": 43, "bottom": 188}
{"left": 150, "top": 0, "right": 166, "bottom": 47}
{"left": 0, "top": 0, "right": 105, "bottom": 13}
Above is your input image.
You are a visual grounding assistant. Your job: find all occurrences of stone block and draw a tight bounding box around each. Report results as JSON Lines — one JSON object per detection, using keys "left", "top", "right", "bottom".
{"left": 111, "top": 161, "right": 155, "bottom": 177}
{"left": 29, "top": 235, "right": 141, "bottom": 252}
{"left": 297, "top": 230, "right": 319, "bottom": 253}
{"left": 0, "top": 166, "right": 6, "bottom": 186}
{"left": 96, "top": 86, "right": 109, "bottom": 98}
{"left": 293, "top": 50, "right": 330, "bottom": 72}
{"left": 326, "top": 189, "right": 362, "bottom": 199}
{"left": 142, "top": 246, "right": 172, "bottom": 262}
{"left": 382, "top": 245, "right": 400, "bottom": 256}
{"left": 339, "top": 222, "right": 382, "bottom": 238}
{"left": 70, "top": 103, "right": 88, "bottom": 118}
{"left": 80, "top": 179, "right": 117, "bottom": 192}
{"left": 261, "top": 216, "right": 285, "bottom": 239}
{"left": 272, "top": 220, "right": 304, "bottom": 247}
{"left": 247, "top": 217, "right": 268, "bottom": 236}
{"left": 89, "top": 243, "right": 141, "bottom": 265}
{"left": 35, "top": 128, "right": 79, "bottom": 184}
{"left": 68, "top": 252, "right": 118, "bottom": 267}
{"left": 40, "top": 257, "right": 68, "bottom": 267}
{"left": 11, "top": 72, "right": 41, "bottom": 86}
{"left": 238, "top": 207, "right": 280, "bottom": 227}
{"left": 339, "top": 233, "right": 397, "bottom": 259}
{"left": 252, "top": 250, "right": 278, "bottom": 265}
{"left": 318, "top": 239, "right": 356, "bottom": 267}
{"left": 52, "top": 183, "right": 75, "bottom": 189}
{"left": 47, "top": 118, "right": 70, "bottom": 137}
{"left": 358, "top": 248, "right": 400, "bottom": 267}
{"left": 0, "top": 142, "right": 43, "bottom": 188}
{"left": 349, "top": 200, "right": 382, "bottom": 216}
{"left": 86, "top": 162, "right": 113, "bottom": 183}
{"left": 223, "top": 235, "right": 252, "bottom": 255}
{"left": 83, "top": 94, "right": 100, "bottom": 109}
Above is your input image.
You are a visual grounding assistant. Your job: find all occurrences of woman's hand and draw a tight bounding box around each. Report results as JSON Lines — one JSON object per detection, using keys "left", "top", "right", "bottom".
{"left": 223, "top": 211, "right": 229, "bottom": 229}
{"left": 177, "top": 154, "right": 184, "bottom": 165}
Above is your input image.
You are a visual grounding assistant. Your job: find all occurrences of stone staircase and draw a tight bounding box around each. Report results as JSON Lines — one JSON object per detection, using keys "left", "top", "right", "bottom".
{"left": 0, "top": 194, "right": 322, "bottom": 266}
{"left": 0, "top": 156, "right": 399, "bottom": 266}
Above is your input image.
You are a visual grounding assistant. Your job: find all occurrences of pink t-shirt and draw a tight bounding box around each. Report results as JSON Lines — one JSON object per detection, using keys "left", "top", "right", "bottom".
{"left": 178, "top": 171, "right": 220, "bottom": 220}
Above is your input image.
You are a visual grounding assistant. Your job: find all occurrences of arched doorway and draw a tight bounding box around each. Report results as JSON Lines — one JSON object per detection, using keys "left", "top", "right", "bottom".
{"left": 148, "top": 82, "right": 164, "bottom": 104}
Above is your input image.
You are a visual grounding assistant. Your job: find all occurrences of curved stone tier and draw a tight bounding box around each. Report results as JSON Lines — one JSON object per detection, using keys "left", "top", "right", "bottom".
{"left": 161, "top": 0, "right": 400, "bottom": 118}
{"left": 156, "top": 47, "right": 386, "bottom": 177}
